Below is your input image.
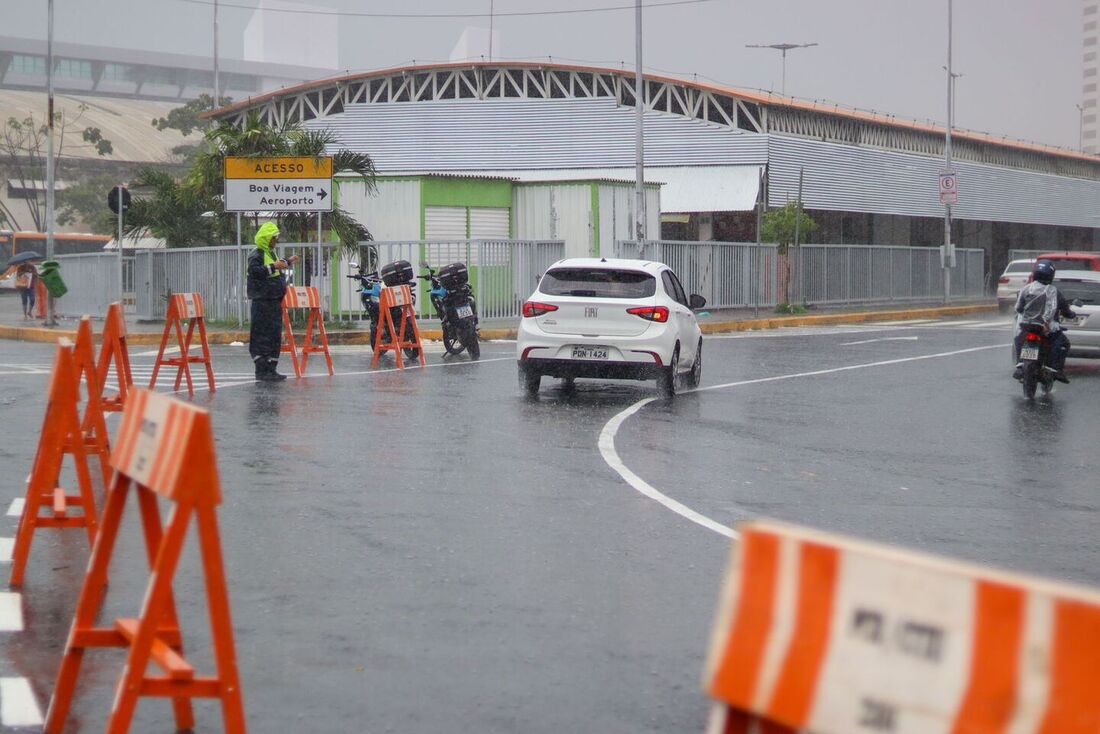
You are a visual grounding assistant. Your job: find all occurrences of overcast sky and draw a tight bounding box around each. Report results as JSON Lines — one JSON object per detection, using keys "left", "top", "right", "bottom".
{"left": 7, "top": 0, "right": 1085, "bottom": 150}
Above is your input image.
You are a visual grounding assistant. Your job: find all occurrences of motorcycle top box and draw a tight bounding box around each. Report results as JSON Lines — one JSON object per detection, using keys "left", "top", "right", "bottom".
{"left": 438, "top": 262, "right": 469, "bottom": 291}
{"left": 381, "top": 259, "right": 414, "bottom": 287}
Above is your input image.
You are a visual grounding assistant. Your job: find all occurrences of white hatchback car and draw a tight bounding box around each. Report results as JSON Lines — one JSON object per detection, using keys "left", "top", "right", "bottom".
{"left": 1054, "top": 270, "right": 1100, "bottom": 358}
{"left": 516, "top": 258, "right": 705, "bottom": 397}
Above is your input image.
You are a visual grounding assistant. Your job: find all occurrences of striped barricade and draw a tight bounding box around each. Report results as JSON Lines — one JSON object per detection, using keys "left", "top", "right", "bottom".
{"left": 371, "top": 284, "right": 425, "bottom": 370}
{"left": 96, "top": 302, "right": 133, "bottom": 412}
{"left": 10, "top": 339, "right": 100, "bottom": 587}
{"left": 149, "top": 292, "right": 216, "bottom": 395}
{"left": 45, "top": 389, "right": 246, "bottom": 734}
{"left": 705, "top": 521, "right": 1100, "bottom": 734}
{"left": 281, "top": 285, "right": 334, "bottom": 377}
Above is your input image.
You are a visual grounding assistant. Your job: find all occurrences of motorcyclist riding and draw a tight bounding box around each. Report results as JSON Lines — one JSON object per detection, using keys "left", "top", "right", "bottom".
{"left": 1013, "top": 260, "right": 1075, "bottom": 384}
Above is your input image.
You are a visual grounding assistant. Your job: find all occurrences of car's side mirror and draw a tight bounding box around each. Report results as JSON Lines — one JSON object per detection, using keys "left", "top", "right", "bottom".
{"left": 1073, "top": 298, "right": 1084, "bottom": 308}
{"left": 689, "top": 294, "right": 706, "bottom": 310}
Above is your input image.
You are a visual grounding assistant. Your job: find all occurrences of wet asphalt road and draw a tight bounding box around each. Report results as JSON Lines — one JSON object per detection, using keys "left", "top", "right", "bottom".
{"left": 0, "top": 316, "right": 1098, "bottom": 733}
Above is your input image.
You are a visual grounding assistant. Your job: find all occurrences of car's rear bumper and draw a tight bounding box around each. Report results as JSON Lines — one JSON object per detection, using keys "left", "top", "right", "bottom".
{"left": 519, "top": 357, "right": 664, "bottom": 380}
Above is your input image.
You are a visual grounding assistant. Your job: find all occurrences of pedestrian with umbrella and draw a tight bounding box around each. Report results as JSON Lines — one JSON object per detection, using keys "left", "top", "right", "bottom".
{"left": 2, "top": 251, "right": 44, "bottom": 319}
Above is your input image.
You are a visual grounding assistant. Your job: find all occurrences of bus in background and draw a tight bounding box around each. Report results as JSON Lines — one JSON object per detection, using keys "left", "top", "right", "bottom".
{"left": 0, "top": 230, "right": 112, "bottom": 264}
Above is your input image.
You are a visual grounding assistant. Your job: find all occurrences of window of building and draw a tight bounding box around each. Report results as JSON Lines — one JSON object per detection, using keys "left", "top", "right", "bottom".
{"left": 1088, "top": 20, "right": 1098, "bottom": 31}
{"left": 1088, "top": 4, "right": 1099, "bottom": 14}
{"left": 1086, "top": 114, "right": 1098, "bottom": 124}
{"left": 1087, "top": 51, "right": 1098, "bottom": 62}
{"left": 10, "top": 54, "right": 46, "bottom": 75}
{"left": 101, "top": 63, "right": 131, "bottom": 82}
{"left": 1086, "top": 129, "right": 1097, "bottom": 139}
{"left": 142, "top": 67, "right": 178, "bottom": 86}
{"left": 55, "top": 58, "right": 92, "bottom": 79}
{"left": 1087, "top": 68, "right": 1098, "bottom": 78}
{"left": 1087, "top": 35, "right": 1099, "bottom": 46}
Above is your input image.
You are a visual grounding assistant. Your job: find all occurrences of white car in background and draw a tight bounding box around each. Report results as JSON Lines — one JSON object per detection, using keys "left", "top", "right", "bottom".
{"left": 517, "top": 258, "right": 705, "bottom": 397}
{"left": 1054, "top": 270, "right": 1100, "bottom": 359}
{"left": 996, "top": 258, "right": 1035, "bottom": 312}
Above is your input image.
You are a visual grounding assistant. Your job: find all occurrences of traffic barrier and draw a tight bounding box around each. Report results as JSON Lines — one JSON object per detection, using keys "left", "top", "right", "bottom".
{"left": 44, "top": 389, "right": 246, "bottom": 734}
{"left": 73, "top": 316, "right": 112, "bottom": 486}
{"left": 370, "top": 284, "right": 425, "bottom": 370}
{"left": 149, "top": 292, "right": 216, "bottom": 395}
{"left": 10, "top": 339, "right": 100, "bottom": 587}
{"left": 704, "top": 520, "right": 1100, "bottom": 734}
{"left": 97, "top": 302, "right": 133, "bottom": 412}
{"left": 281, "top": 285, "right": 334, "bottom": 377}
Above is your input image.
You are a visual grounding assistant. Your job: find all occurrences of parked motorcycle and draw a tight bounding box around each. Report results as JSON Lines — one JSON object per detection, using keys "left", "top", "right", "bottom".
{"left": 347, "top": 259, "right": 420, "bottom": 361}
{"left": 418, "top": 261, "right": 480, "bottom": 360}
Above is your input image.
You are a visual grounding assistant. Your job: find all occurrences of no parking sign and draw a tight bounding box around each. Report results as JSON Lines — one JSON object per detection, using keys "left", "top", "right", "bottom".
{"left": 939, "top": 172, "right": 958, "bottom": 205}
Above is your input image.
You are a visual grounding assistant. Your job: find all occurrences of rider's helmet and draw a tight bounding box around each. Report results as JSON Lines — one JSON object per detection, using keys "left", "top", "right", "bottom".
{"left": 1033, "top": 260, "right": 1055, "bottom": 285}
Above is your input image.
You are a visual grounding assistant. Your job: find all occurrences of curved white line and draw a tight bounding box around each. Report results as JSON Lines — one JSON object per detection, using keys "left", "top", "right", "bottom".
{"left": 599, "top": 344, "right": 1004, "bottom": 539}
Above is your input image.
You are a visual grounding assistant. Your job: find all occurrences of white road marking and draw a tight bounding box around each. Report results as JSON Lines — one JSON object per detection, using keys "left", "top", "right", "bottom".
{"left": 0, "top": 594, "right": 23, "bottom": 632}
{"left": 0, "top": 538, "right": 12, "bottom": 563}
{"left": 131, "top": 347, "right": 180, "bottom": 357}
{"left": 0, "top": 677, "right": 43, "bottom": 727}
{"left": 840, "top": 336, "right": 920, "bottom": 346}
{"left": 598, "top": 344, "right": 1004, "bottom": 539}
{"left": 5, "top": 500, "right": 22, "bottom": 518}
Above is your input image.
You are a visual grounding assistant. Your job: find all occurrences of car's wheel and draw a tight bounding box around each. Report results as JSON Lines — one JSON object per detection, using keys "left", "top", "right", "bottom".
{"left": 561, "top": 376, "right": 576, "bottom": 390}
{"left": 658, "top": 345, "right": 678, "bottom": 398}
{"left": 684, "top": 339, "right": 702, "bottom": 389}
{"left": 520, "top": 365, "right": 541, "bottom": 397}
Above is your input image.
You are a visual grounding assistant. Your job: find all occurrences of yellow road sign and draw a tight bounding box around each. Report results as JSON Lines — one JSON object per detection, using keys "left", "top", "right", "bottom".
{"left": 224, "top": 156, "right": 332, "bottom": 180}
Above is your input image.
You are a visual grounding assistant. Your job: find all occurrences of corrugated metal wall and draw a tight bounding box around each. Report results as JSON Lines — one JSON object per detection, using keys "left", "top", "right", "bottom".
{"left": 598, "top": 185, "right": 660, "bottom": 253}
{"left": 767, "top": 136, "right": 1100, "bottom": 229}
{"left": 310, "top": 97, "right": 769, "bottom": 170}
{"left": 514, "top": 184, "right": 594, "bottom": 258}
{"left": 337, "top": 179, "right": 421, "bottom": 240}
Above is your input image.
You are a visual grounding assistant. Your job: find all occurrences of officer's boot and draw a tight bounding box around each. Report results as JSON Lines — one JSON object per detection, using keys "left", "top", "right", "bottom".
{"left": 253, "top": 356, "right": 267, "bottom": 380}
{"left": 266, "top": 358, "right": 288, "bottom": 381}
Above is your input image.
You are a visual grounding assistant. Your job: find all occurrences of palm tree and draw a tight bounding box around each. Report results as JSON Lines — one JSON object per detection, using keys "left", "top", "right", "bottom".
{"left": 127, "top": 114, "right": 377, "bottom": 248}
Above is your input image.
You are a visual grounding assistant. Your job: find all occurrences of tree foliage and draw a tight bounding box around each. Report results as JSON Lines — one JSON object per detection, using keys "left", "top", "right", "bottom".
{"left": 0, "top": 104, "right": 113, "bottom": 231}
{"left": 56, "top": 174, "right": 118, "bottom": 233}
{"left": 125, "top": 114, "right": 377, "bottom": 248}
{"left": 761, "top": 201, "right": 818, "bottom": 253}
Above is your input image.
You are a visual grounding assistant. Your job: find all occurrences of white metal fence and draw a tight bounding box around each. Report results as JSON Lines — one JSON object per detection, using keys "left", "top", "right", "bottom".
{"left": 614, "top": 240, "right": 780, "bottom": 308}
{"left": 54, "top": 253, "right": 134, "bottom": 317}
{"left": 58, "top": 240, "right": 564, "bottom": 323}
{"left": 615, "top": 240, "right": 986, "bottom": 308}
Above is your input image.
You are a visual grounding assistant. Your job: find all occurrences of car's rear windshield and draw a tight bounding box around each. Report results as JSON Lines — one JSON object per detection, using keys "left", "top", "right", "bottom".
{"left": 1045, "top": 257, "right": 1099, "bottom": 270}
{"left": 1005, "top": 262, "right": 1032, "bottom": 273}
{"left": 1055, "top": 279, "right": 1100, "bottom": 304}
{"left": 540, "top": 268, "right": 656, "bottom": 298}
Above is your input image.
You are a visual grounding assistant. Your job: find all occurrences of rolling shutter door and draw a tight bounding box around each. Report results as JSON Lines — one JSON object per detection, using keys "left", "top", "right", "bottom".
{"left": 424, "top": 206, "right": 468, "bottom": 239}
{"left": 469, "top": 208, "right": 510, "bottom": 239}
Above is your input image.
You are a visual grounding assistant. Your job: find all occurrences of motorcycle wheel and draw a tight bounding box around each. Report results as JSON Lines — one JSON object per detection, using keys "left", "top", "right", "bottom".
{"left": 368, "top": 323, "right": 379, "bottom": 352}
{"left": 442, "top": 323, "right": 466, "bottom": 355}
{"left": 1022, "top": 363, "right": 1038, "bottom": 400}
{"left": 463, "top": 322, "right": 481, "bottom": 361}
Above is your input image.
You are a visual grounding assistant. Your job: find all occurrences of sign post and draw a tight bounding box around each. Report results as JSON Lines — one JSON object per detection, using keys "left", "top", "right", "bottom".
{"left": 223, "top": 157, "right": 334, "bottom": 214}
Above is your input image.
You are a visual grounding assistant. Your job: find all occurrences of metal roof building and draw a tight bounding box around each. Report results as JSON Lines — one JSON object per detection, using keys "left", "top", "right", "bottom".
{"left": 210, "top": 61, "right": 1100, "bottom": 265}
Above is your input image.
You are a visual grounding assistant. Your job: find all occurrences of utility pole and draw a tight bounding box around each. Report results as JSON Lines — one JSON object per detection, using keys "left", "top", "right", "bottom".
{"left": 45, "top": 0, "right": 56, "bottom": 326}
{"left": 634, "top": 0, "right": 645, "bottom": 245}
{"left": 1077, "top": 103, "right": 1085, "bottom": 151}
{"left": 213, "top": 0, "right": 220, "bottom": 104}
{"left": 745, "top": 42, "right": 818, "bottom": 96}
{"left": 488, "top": 0, "right": 495, "bottom": 61}
{"left": 943, "top": 0, "right": 954, "bottom": 304}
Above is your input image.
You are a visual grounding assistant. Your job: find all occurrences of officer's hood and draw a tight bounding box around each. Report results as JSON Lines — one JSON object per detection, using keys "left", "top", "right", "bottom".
{"left": 254, "top": 222, "right": 280, "bottom": 252}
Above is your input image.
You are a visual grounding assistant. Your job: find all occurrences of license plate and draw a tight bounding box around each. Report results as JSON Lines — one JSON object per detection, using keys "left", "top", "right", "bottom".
{"left": 1020, "top": 347, "right": 1039, "bottom": 360}
{"left": 455, "top": 305, "right": 473, "bottom": 318}
{"left": 572, "top": 346, "right": 609, "bottom": 360}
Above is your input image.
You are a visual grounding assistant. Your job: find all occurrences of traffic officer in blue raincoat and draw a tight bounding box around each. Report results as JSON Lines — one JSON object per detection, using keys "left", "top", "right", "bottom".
{"left": 248, "top": 222, "right": 298, "bottom": 381}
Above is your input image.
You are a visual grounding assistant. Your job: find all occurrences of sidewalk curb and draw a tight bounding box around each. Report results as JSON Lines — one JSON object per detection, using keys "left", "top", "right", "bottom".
{"left": 0, "top": 304, "right": 996, "bottom": 346}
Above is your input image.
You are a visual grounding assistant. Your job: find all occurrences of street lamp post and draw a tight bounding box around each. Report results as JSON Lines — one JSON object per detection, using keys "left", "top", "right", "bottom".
{"left": 213, "top": 0, "right": 220, "bottom": 103}
{"left": 1077, "top": 103, "right": 1085, "bottom": 151}
{"left": 45, "top": 0, "right": 56, "bottom": 326}
{"left": 634, "top": 0, "right": 645, "bottom": 245}
{"left": 943, "top": 0, "right": 954, "bottom": 305}
{"left": 745, "top": 42, "right": 818, "bottom": 96}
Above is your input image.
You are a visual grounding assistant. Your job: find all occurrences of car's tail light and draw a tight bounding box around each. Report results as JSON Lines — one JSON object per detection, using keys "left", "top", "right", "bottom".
{"left": 998, "top": 276, "right": 1010, "bottom": 284}
{"left": 626, "top": 306, "right": 670, "bottom": 323}
{"left": 522, "top": 301, "right": 558, "bottom": 318}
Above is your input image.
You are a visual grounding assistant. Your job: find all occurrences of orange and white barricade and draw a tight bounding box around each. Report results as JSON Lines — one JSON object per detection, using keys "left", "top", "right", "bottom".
{"left": 44, "top": 389, "right": 246, "bottom": 734}
{"left": 705, "top": 520, "right": 1100, "bottom": 734}
{"left": 281, "top": 285, "right": 334, "bottom": 377}
{"left": 74, "top": 316, "right": 112, "bottom": 486}
{"left": 10, "top": 339, "right": 100, "bottom": 586}
{"left": 370, "top": 284, "right": 425, "bottom": 370}
{"left": 96, "top": 302, "right": 133, "bottom": 412}
{"left": 149, "top": 292, "right": 216, "bottom": 395}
